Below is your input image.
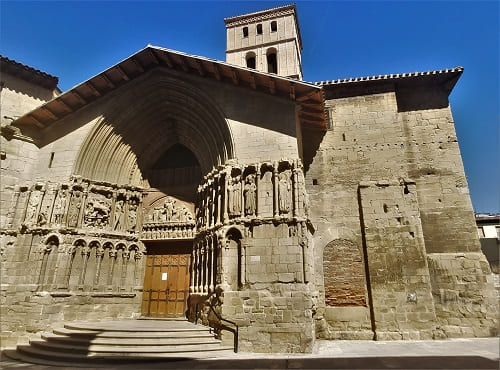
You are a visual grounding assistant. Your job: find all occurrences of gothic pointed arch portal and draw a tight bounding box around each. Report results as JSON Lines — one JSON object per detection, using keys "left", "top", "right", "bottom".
{"left": 72, "top": 70, "right": 235, "bottom": 317}
{"left": 74, "top": 70, "right": 234, "bottom": 186}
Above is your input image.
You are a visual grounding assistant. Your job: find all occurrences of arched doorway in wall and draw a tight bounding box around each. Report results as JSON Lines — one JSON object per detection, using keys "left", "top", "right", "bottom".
{"left": 73, "top": 70, "right": 234, "bottom": 317}
{"left": 140, "top": 143, "right": 202, "bottom": 318}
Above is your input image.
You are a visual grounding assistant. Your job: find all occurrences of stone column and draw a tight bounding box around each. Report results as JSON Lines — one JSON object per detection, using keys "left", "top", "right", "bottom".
{"left": 194, "top": 243, "right": 200, "bottom": 293}
{"left": 37, "top": 245, "right": 52, "bottom": 287}
{"left": 255, "top": 165, "right": 260, "bottom": 217}
{"left": 217, "top": 232, "right": 229, "bottom": 291}
{"left": 47, "top": 186, "right": 58, "bottom": 226}
{"left": 78, "top": 190, "right": 88, "bottom": 228}
{"left": 292, "top": 166, "right": 299, "bottom": 218}
{"left": 216, "top": 176, "right": 222, "bottom": 226}
{"left": 107, "top": 249, "right": 117, "bottom": 288}
{"left": 209, "top": 237, "right": 215, "bottom": 293}
{"left": 63, "top": 247, "right": 75, "bottom": 289}
{"left": 202, "top": 243, "right": 208, "bottom": 293}
{"left": 78, "top": 246, "right": 91, "bottom": 287}
{"left": 211, "top": 180, "right": 216, "bottom": 228}
{"left": 300, "top": 222, "right": 309, "bottom": 283}
{"left": 272, "top": 163, "right": 279, "bottom": 218}
{"left": 223, "top": 171, "right": 229, "bottom": 223}
{"left": 93, "top": 247, "right": 104, "bottom": 288}
{"left": 121, "top": 250, "right": 130, "bottom": 290}
{"left": 240, "top": 239, "right": 247, "bottom": 288}
{"left": 190, "top": 247, "right": 196, "bottom": 293}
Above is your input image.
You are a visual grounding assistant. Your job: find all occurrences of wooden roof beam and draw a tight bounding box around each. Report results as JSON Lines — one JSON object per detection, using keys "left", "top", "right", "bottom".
{"left": 194, "top": 60, "right": 206, "bottom": 77}
{"left": 231, "top": 70, "right": 239, "bottom": 86}
{"left": 269, "top": 79, "right": 276, "bottom": 94}
{"left": 86, "top": 81, "right": 101, "bottom": 97}
{"left": 148, "top": 50, "right": 160, "bottom": 65}
{"left": 213, "top": 64, "right": 221, "bottom": 81}
{"left": 132, "top": 57, "right": 144, "bottom": 73}
{"left": 115, "top": 65, "right": 130, "bottom": 81}
{"left": 289, "top": 84, "right": 295, "bottom": 99}
{"left": 56, "top": 98, "right": 73, "bottom": 112}
{"left": 101, "top": 73, "right": 115, "bottom": 89}
{"left": 296, "top": 91, "right": 317, "bottom": 102}
{"left": 178, "top": 56, "right": 189, "bottom": 72}
{"left": 71, "top": 89, "right": 87, "bottom": 104}
{"left": 160, "top": 52, "right": 174, "bottom": 68}
{"left": 41, "top": 106, "right": 59, "bottom": 120}
{"left": 249, "top": 72, "right": 256, "bottom": 90}
{"left": 28, "top": 115, "right": 45, "bottom": 128}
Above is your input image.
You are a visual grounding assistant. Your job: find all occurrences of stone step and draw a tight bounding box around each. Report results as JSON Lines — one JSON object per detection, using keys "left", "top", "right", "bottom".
{"left": 53, "top": 327, "right": 213, "bottom": 338}
{"left": 9, "top": 319, "right": 235, "bottom": 366}
{"left": 14, "top": 345, "right": 234, "bottom": 367}
{"left": 41, "top": 332, "right": 217, "bottom": 346}
{"left": 29, "top": 338, "right": 233, "bottom": 354}
{"left": 64, "top": 320, "right": 210, "bottom": 332}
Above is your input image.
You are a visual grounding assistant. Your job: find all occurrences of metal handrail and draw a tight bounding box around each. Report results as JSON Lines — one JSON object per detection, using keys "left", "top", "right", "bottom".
{"left": 205, "top": 300, "right": 239, "bottom": 353}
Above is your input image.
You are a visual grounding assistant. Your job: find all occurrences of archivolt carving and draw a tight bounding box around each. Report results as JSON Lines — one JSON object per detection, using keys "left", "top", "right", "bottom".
{"left": 73, "top": 71, "right": 235, "bottom": 186}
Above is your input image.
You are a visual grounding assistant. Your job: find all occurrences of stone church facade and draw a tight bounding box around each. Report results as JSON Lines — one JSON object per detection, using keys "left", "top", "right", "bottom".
{"left": 0, "top": 5, "right": 497, "bottom": 352}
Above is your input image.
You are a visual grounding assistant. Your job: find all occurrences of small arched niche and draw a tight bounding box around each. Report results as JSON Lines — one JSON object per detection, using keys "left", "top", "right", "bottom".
{"left": 225, "top": 227, "right": 243, "bottom": 290}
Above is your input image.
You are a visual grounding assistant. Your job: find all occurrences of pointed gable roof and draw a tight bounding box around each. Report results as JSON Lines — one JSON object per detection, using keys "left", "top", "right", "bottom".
{"left": 13, "top": 45, "right": 326, "bottom": 131}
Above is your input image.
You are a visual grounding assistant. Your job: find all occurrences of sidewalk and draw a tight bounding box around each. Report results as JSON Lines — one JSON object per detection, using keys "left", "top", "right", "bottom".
{"left": 1, "top": 338, "right": 498, "bottom": 369}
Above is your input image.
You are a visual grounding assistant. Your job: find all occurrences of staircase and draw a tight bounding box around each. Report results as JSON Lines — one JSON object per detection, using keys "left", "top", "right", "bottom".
{"left": 7, "top": 319, "right": 234, "bottom": 366}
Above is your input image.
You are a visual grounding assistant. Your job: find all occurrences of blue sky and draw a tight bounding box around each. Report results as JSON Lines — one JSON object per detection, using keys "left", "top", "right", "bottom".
{"left": 1, "top": 1, "right": 498, "bottom": 213}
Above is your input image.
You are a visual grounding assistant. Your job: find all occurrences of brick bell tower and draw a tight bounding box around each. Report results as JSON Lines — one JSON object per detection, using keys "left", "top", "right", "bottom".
{"left": 224, "top": 4, "right": 303, "bottom": 80}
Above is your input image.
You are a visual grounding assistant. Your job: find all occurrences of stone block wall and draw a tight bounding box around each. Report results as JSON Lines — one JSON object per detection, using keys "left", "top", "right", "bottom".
{"left": 218, "top": 222, "right": 315, "bottom": 353}
{"left": 359, "top": 180, "right": 437, "bottom": 340}
{"left": 304, "top": 85, "right": 497, "bottom": 339}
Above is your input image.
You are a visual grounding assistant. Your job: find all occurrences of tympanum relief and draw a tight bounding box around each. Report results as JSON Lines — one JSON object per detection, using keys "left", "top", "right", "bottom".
{"left": 141, "top": 196, "right": 196, "bottom": 240}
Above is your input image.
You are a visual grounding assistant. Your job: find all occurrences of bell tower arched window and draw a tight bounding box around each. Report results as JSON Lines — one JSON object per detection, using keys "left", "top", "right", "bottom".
{"left": 246, "top": 52, "right": 256, "bottom": 69}
{"left": 266, "top": 49, "right": 277, "bottom": 74}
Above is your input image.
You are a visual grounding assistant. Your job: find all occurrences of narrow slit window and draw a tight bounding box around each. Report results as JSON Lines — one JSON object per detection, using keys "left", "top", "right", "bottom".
{"left": 242, "top": 26, "right": 248, "bottom": 38}
{"left": 256, "top": 24, "right": 263, "bottom": 35}
{"left": 48, "top": 152, "right": 55, "bottom": 168}
{"left": 271, "top": 21, "right": 277, "bottom": 32}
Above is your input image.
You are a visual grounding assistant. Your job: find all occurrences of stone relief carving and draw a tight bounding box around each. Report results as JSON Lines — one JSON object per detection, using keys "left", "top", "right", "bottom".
{"left": 113, "top": 199, "right": 125, "bottom": 231}
{"left": 53, "top": 190, "right": 67, "bottom": 226}
{"left": 127, "top": 200, "right": 138, "bottom": 233}
{"left": 278, "top": 171, "right": 292, "bottom": 214}
{"left": 197, "top": 159, "right": 309, "bottom": 231}
{"left": 244, "top": 174, "right": 256, "bottom": 216}
{"left": 24, "top": 190, "right": 41, "bottom": 226}
{"left": 84, "top": 193, "right": 112, "bottom": 227}
{"left": 67, "top": 190, "right": 82, "bottom": 228}
{"left": 228, "top": 176, "right": 242, "bottom": 216}
{"left": 146, "top": 197, "right": 194, "bottom": 224}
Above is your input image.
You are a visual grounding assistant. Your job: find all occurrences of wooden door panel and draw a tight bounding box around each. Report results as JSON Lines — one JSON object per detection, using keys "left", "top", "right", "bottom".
{"left": 141, "top": 243, "right": 191, "bottom": 318}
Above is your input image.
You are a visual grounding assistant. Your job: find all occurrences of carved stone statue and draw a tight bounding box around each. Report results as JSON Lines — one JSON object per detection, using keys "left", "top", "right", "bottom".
{"left": 179, "top": 204, "right": 193, "bottom": 222}
{"left": 164, "top": 198, "right": 175, "bottom": 221}
{"left": 53, "top": 190, "right": 67, "bottom": 225}
{"left": 229, "top": 177, "right": 242, "bottom": 215}
{"left": 113, "top": 199, "right": 125, "bottom": 230}
{"left": 24, "top": 190, "right": 41, "bottom": 225}
{"left": 244, "top": 174, "right": 256, "bottom": 216}
{"left": 127, "top": 201, "right": 138, "bottom": 232}
{"left": 67, "top": 190, "right": 82, "bottom": 227}
{"left": 278, "top": 172, "right": 292, "bottom": 214}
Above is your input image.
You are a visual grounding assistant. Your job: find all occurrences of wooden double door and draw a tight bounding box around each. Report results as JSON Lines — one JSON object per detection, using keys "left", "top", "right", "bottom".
{"left": 141, "top": 241, "right": 191, "bottom": 318}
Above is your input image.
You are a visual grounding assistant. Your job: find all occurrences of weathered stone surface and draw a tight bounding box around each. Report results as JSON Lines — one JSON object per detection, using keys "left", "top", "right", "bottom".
{"left": 1, "top": 4, "right": 497, "bottom": 354}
